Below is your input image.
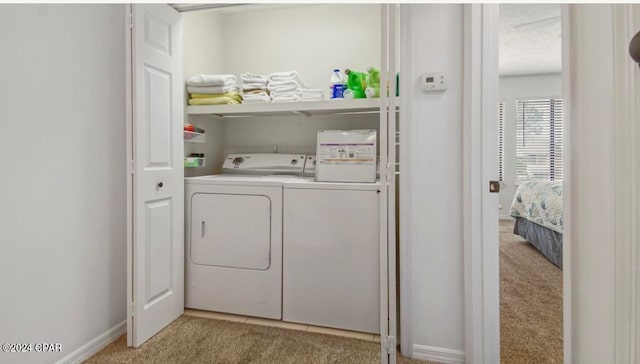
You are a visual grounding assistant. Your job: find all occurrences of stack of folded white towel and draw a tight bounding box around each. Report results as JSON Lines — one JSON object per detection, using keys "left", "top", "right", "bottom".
{"left": 186, "top": 74, "right": 242, "bottom": 105}
{"left": 240, "top": 73, "right": 271, "bottom": 104}
{"left": 267, "top": 71, "right": 309, "bottom": 103}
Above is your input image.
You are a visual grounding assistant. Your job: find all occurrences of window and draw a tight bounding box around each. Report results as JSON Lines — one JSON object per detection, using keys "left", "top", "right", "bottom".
{"left": 516, "top": 99, "right": 563, "bottom": 182}
{"left": 498, "top": 102, "right": 505, "bottom": 182}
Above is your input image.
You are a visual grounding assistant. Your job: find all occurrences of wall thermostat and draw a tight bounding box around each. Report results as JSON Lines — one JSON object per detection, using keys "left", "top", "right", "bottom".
{"left": 421, "top": 72, "right": 446, "bottom": 92}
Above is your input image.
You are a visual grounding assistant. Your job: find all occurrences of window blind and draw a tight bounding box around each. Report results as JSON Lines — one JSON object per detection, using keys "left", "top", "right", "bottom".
{"left": 498, "top": 102, "right": 505, "bottom": 182}
{"left": 516, "top": 99, "right": 564, "bottom": 182}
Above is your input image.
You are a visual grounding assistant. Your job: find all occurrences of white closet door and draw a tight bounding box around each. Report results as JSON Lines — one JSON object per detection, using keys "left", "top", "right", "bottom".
{"left": 127, "top": 4, "right": 184, "bottom": 347}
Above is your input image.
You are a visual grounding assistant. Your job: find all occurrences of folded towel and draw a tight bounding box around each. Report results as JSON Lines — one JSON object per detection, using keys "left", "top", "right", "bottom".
{"left": 190, "top": 93, "right": 233, "bottom": 99}
{"left": 241, "top": 72, "right": 268, "bottom": 84}
{"left": 242, "top": 95, "right": 272, "bottom": 104}
{"left": 271, "top": 92, "right": 300, "bottom": 102}
{"left": 243, "top": 89, "right": 269, "bottom": 96}
{"left": 188, "top": 91, "right": 242, "bottom": 105}
{"left": 242, "top": 83, "right": 268, "bottom": 92}
{"left": 189, "top": 97, "right": 241, "bottom": 106}
{"left": 190, "top": 91, "right": 242, "bottom": 99}
{"left": 244, "top": 94, "right": 269, "bottom": 99}
{"left": 270, "top": 89, "right": 301, "bottom": 98}
{"left": 267, "top": 81, "right": 302, "bottom": 93}
{"left": 271, "top": 93, "right": 301, "bottom": 103}
{"left": 268, "top": 71, "right": 307, "bottom": 88}
{"left": 186, "top": 74, "right": 237, "bottom": 87}
{"left": 187, "top": 85, "right": 239, "bottom": 94}
{"left": 188, "top": 97, "right": 239, "bottom": 106}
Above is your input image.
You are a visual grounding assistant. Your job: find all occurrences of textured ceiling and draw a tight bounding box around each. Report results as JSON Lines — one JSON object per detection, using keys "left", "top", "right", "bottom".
{"left": 500, "top": 4, "right": 562, "bottom": 76}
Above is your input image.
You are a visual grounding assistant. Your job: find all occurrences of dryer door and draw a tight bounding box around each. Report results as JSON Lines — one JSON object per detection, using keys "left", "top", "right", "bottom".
{"left": 190, "top": 193, "right": 272, "bottom": 270}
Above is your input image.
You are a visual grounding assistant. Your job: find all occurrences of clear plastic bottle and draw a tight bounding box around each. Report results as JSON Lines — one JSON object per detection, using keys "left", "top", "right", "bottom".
{"left": 329, "top": 69, "right": 346, "bottom": 99}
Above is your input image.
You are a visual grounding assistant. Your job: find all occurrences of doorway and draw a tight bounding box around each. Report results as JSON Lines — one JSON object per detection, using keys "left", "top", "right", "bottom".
{"left": 497, "top": 4, "right": 563, "bottom": 363}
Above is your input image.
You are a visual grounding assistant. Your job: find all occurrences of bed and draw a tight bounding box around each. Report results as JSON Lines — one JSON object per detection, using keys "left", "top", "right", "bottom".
{"left": 509, "top": 180, "right": 563, "bottom": 269}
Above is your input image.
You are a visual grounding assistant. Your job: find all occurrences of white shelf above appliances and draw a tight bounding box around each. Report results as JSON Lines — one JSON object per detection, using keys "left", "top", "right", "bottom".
{"left": 186, "top": 98, "right": 398, "bottom": 118}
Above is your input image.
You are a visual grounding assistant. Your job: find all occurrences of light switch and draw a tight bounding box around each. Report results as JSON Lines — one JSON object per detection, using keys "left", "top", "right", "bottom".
{"left": 420, "top": 72, "right": 446, "bottom": 92}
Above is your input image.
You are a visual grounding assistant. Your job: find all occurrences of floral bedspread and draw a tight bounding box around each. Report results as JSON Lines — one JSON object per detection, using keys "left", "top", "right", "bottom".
{"left": 510, "top": 180, "right": 563, "bottom": 234}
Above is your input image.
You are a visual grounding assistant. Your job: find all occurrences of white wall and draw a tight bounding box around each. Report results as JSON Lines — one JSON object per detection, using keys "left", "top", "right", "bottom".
{"left": 400, "top": 4, "right": 466, "bottom": 358}
{"left": 498, "top": 74, "right": 562, "bottom": 217}
{"left": 0, "top": 5, "right": 126, "bottom": 364}
{"left": 183, "top": 9, "right": 224, "bottom": 79}
{"left": 221, "top": 114, "right": 378, "bottom": 156}
{"left": 182, "top": 9, "right": 225, "bottom": 177}
{"left": 220, "top": 4, "right": 381, "bottom": 92}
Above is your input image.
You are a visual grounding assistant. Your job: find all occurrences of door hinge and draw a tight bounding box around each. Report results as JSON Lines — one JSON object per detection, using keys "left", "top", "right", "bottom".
{"left": 383, "top": 336, "right": 396, "bottom": 354}
{"left": 128, "top": 13, "right": 134, "bottom": 29}
{"left": 130, "top": 302, "right": 135, "bottom": 317}
{"left": 386, "top": 163, "right": 399, "bottom": 181}
{"left": 129, "top": 160, "right": 135, "bottom": 175}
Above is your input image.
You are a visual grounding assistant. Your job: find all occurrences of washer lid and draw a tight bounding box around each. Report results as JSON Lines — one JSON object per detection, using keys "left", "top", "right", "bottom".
{"left": 222, "top": 153, "right": 306, "bottom": 175}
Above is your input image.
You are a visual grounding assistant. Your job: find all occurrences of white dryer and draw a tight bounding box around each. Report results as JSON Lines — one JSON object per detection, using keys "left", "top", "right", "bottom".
{"left": 184, "top": 154, "right": 306, "bottom": 319}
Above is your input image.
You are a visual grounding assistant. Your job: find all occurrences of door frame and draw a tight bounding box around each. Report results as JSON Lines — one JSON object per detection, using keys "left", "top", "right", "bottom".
{"left": 379, "top": 4, "right": 398, "bottom": 364}
{"left": 462, "top": 4, "right": 572, "bottom": 363}
{"left": 462, "top": 5, "right": 500, "bottom": 363}
{"left": 560, "top": 5, "right": 572, "bottom": 363}
{"left": 125, "top": 4, "right": 396, "bottom": 359}
{"left": 125, "top": 3, "right": 134, "bottom": 347}
{"left": 612, "top": 5, "right": 640, "bottom": 363}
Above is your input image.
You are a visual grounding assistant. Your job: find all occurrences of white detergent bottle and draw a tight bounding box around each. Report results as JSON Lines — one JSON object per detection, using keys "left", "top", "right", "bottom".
{"left": 329, "top": 69, "right": 346, "bottom": 99}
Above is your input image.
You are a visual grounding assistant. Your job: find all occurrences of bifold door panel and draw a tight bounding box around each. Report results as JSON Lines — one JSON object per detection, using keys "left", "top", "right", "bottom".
{"left": 129, "top": 4, "right": 184, "bottom": 348}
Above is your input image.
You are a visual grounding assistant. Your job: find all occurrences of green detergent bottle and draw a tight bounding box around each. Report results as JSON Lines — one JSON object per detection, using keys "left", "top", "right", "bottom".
{"left": 343, "top": 69, "right": 367, "bottom": 99}
{"left": 364, "top": 66, "right": 380, "bottom": 98}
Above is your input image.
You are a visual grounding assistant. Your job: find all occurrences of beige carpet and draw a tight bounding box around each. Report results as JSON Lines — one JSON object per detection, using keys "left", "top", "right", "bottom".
{"left": 86, "top": 221, "right": 560, "bottom": 364}
{"left": 86, "top": 315, "right": 429, "bottom": 364}
{"left": 500, "top": 219, "right": 563, "bottom": 363}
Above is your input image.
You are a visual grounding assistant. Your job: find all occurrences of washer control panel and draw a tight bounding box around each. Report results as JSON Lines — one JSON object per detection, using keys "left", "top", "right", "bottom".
{"left": 303, "top": 155, "right": 316, "bottom": 177}
{"left": 222, "top": 153, "right": 306, "bottom": 175}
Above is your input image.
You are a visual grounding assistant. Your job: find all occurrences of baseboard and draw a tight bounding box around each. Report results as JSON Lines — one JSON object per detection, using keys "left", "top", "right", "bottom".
{"left": 413, "top": 344, "right": 465, "bottom": 364}
{"left": 55, "top": 321, "right": 126, "bottom": 364}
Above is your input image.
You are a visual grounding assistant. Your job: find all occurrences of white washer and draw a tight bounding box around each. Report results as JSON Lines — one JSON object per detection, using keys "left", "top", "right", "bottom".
{"left": 282, "top": 178, "right": 381, "bottom": 333}
{"left": 184, "top": 154, "right": 306, "bottom": 319}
